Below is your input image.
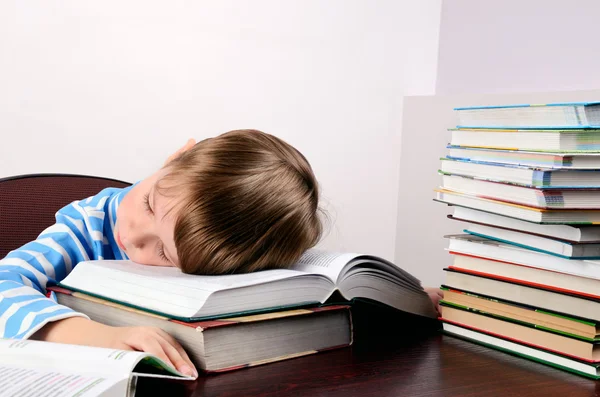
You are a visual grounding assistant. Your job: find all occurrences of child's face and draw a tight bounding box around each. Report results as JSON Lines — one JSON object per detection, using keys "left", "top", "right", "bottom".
{"left": 114, "top": 168, "right": 180, "bottom": 268}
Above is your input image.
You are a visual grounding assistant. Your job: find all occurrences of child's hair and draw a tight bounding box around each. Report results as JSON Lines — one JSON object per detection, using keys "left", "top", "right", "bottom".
{"left": 158, "top": 129, "right": 323, "bottom": 274}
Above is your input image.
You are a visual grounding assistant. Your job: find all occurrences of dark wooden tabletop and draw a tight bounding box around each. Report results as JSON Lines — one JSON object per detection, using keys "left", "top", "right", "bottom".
{"left": 136, "top": 303, "right": 600, "bottom": 397}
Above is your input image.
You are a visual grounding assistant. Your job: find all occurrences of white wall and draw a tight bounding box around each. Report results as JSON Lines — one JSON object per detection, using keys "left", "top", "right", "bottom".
{"left": 436, "top": 0, "right": 600, "bottom": 95}
{"left": 396, "top": 89, "right": 600, "bottom": 288}
{"left": 0, "top": 1, "right": 441, "bottom": 261}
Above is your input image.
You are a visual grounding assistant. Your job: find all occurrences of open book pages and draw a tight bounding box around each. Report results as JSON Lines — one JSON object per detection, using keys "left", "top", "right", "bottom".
{"left": 0, "top": 338, "right": 193, "bottom": 397}
{"left": 58, "top": 249, "right": 436, "bottom": 321}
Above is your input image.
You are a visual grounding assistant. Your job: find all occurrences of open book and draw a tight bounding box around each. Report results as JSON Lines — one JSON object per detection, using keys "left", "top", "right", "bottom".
{"left": 0, "top": 338, "right": 193, "bottom": 397}
{"left": 56, "top": 249, "right": 436, "bottom": 321}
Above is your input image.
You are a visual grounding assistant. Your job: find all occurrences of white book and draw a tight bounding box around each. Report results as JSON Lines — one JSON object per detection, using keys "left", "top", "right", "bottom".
{"left": 58, "top": 249, "right": 437, "bottom": 321}
{"left": 440, "top": 157, "right": 600, "bottom": 188}
{"left": 447, "top": 146, "right": 600, "bottom": 169}
{"left": 464, "top": 223, "right": 600, "bottom": 259}
{"left": 446, "top": 234, "right": 600, "bottom": 281}
{"left": 450, "top": 251, "right": 600, "bottom": 299}
{"left": 455, "top": 102, "right": 600, "bottom": 129}
{"left": 435, "top": 189, "right": 600, "bottom": 224}
{"left": 449, "top": 129, "right": 600, "bottom": 151}
{"left": 449, "top": 206, "right": 600, "bottom": 243}
{"left": 441, "top": 174, "right": 600, "bottom": 209}
{"left": 0, "top": 338, "right": 193, "bottom": 397}
{"left": 443, "top": 270, "right": 600, "bottom": 322}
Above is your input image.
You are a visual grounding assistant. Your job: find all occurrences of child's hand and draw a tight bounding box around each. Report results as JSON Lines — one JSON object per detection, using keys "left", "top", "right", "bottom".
{"left": 425, "top": 287, "right": 443, "bottom": 316}
{"left": 32, "top": 317, "right": 197, "bottom": 378}
{"left": 164, "top": 138, "right": 196, "bottom": 166}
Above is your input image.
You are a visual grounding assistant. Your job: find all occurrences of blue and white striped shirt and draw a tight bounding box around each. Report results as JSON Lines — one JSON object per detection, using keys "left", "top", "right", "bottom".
{"left": 0, "top": 185, "right": 133, "bottom": 339}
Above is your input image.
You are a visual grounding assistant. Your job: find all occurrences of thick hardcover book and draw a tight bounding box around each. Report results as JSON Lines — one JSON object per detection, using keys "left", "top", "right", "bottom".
{"left": 443, "top": 322, "right": 600, "bottom": 379}
{"left": 449, "top": 129, "right": 600, "bottom": 151}
{"left": 441, "top": 287, "right": 599, "bottom": 340}
{"left": 441, "top": 174, "right": 600, "bottom": 209}
{"left": 53, "top": 249, "right": 436, "bottom": 322}
{"left": 446, "top": 145, "right": 600, "bottom": 168}
{"left": 447, "top": 206, "right": 600, "bottom": 242}
{"left": 442, "top": 269, "right": 600, "bottom": 322}
{"left": 440, "top": 157, "right": 600, "bottom": 188}
{"left": 49, "top": 286, "right": 353, "bottom": 373}
{"left": 440, "top": 305, "right": 600, "bottom": 362}
{"left": 435, "top": 189, "right": 600, "bottom": 224}
{"left": 454, "top": 102, "right": 600, "bottom": 129}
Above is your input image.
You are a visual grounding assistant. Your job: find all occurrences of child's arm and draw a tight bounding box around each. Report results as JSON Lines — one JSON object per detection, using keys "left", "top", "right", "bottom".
{"left": 0, "top": 190, "right": 197, "bottom": 376}
{"left": 0, "top": 198, "right": 97, "bottom": 339}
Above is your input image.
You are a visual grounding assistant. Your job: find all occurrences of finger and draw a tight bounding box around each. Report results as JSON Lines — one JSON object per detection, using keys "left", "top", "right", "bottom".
{"left": 127, "top": 334, "right": 175, "bottom": 370}
{"left": 183, "top": 138, "right": 196, "bottom": 150}
{"left": 153, "top": 333, "right": 197, "bottom": 377}
{"left": 154, "top": 328, "right": 195, "bottom": 371}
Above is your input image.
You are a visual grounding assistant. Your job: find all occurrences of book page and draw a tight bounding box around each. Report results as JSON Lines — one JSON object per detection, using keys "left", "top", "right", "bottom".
{"left": 60, "top": 261, "right": 307, "bottom": 318}
{"left": 291, "top": 250, "right": 360, "bottom": 283}
{"left": 0, "top": 339, "right": 146, "bottom": 378}
{"left": 0, "top": 365, "right": 127, "bottom": 397}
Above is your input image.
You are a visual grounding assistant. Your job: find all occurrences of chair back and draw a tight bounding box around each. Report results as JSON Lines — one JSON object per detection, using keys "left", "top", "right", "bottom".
{"left": 0, "top": 173, "right": 131, "bottom": 258}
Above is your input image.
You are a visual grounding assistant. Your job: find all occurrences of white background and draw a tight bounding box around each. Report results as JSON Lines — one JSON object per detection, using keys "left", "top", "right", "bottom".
{"left": 9, "top": 1, "right": 599, "bottom": 286}
{"left": 436, "top": 0, "right": 600, "bottom": 95}
{"left": 0, "top": 1, "right": 442, "bottom": 263}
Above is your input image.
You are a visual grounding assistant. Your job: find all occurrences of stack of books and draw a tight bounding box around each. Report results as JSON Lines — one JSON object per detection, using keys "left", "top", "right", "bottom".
{"left": 435, "top": 101, "right": 600, "bottom": 379}
{"left": 46, "top": 249, "right": 436, "bottom": 375}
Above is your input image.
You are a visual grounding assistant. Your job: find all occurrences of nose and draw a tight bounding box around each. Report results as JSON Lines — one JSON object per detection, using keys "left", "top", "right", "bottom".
{"left": 124, "top": 230, "right": 160, "bottom": 265}
{"left": 127, "top": 243, "right": 159, "bottom": 265}
{"left": 126, "top": 210, "right": 156, "bottom": 246}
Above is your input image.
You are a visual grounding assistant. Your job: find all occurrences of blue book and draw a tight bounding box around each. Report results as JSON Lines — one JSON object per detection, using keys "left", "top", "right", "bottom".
{"left": 455, "top": 102, "right": 600, "bottom": 129}
{"left": 464, "top": 226, "right": 600, "bottom": 260}
{"left": 439, "top": 157, "right": 600, "bottom": 188}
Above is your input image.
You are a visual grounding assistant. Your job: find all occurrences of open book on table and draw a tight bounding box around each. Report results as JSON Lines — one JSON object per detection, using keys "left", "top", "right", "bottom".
{"left": 0, "top": 338, "right": 194, "bottom": 397}
{"left": 56, "top": 249, "right": 437, "bottom": 321}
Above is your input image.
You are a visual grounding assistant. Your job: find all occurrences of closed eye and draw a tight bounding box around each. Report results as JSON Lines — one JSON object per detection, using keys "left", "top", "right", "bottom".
{"left": 158, "top": 243, "right": 169, "bottom": 263}
{"left": 143, "top": 193, "right": 153, "bottom": 214}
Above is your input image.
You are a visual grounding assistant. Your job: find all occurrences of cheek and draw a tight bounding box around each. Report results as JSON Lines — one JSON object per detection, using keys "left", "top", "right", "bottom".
{"left": 117, "top": 193, "right": 134, "bottom": 221}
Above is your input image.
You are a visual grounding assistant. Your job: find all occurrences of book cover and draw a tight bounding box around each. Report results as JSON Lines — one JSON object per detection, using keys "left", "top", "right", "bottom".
{"left": 440, "top": 301, "right": 598, "bottom": 342}
{"left": 440, "top": 315, "right": 600, "bottom": 363}
{"left": 440, "top": 286, "right": 598, "bottom": 329}
{"left": 463, "top": 230, "right": 600, "bottom": 260}
{"left": 454, "top": 102, "right": 600, "bottom": 129}
{"left": 445, "top": 265, "right": 600, "bottom": 301}
{"left": 447, "top": 214, "right": 600, "bottom": 243}
{"left": 48, "top": 286, "right": 354, "bottom": 373}
{"left": 435, "top": 189, "right": 600, "bottom": 225}
{"left": 443, "top": 322, "right": 600, "bottom": 380}
{"left": 454, "top": 102, "right": 600, "bottom": 110}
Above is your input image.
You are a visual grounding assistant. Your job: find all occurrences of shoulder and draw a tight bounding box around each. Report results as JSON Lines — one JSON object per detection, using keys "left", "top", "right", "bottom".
{"left": 78, "top": 186, "right": 129, "bottom": 208}
{"left": 57, "top": 185, "right": 134, "bottom": 218}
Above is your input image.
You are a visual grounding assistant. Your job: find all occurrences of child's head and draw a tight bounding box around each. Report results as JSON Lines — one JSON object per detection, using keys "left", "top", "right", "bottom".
{"left": 114, "top": 129, "right": 322, "bottom": 274}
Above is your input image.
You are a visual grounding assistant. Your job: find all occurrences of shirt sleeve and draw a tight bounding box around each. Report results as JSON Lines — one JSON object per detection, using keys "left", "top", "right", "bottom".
{"left": 0, "top": 197, "right": 103, "bottom": 339}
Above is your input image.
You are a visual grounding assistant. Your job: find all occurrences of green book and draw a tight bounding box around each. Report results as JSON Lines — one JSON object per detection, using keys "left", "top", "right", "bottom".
{"left": 440, "top": 300, "right": 599, "bottom": 343}
{"left": 443, "top": 322, "right": 600, "bottom": 380}
{"left": 439, "top": 290, "right": 600, "bottom": 342}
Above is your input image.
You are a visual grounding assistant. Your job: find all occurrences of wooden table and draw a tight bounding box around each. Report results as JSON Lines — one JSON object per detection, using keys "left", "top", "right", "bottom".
{"left": 137, "top": 304, "right": 600, "bottom": 396}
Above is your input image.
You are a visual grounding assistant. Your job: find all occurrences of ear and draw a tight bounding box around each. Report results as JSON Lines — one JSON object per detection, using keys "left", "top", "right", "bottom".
{"left": 164, "top": 138, "right": 196, "bottom": 166}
